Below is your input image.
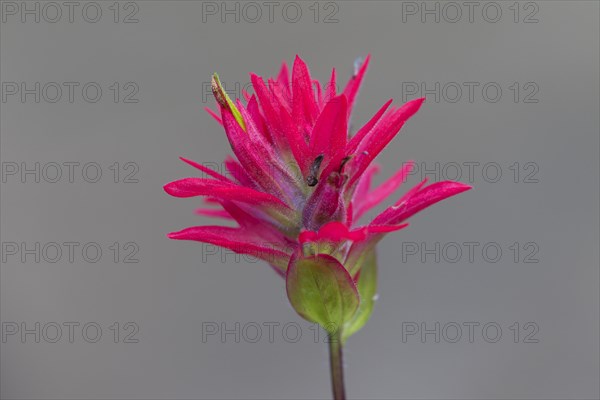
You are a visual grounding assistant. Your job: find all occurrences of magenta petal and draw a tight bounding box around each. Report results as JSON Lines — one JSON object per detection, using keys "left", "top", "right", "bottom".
{"left": 352, "top": 164, "right": 380, "bottom": 205}
{"left": 313, "top": 79, "right": 323, "bottom": 108}
{"left": 204, "top": 107, "right": 222, "bottom": 125}
{"left": 320, "top": 100, "right": 391, "bottom": 182}
{"left": 246, "top": 95, "right": 271, "bottom": 143}
{"left": 348, "top": 98, "right": 425, "bottom": 188}
{"left": 325, "top": 68, "right": 337, "bottom": 104}
{"left": 298, "top": 230, "right": 317, "bottom": 244}
{"left": 221, "top": 106, "right": 289, "bottom": 198}
{"left": 346, "top": 99, "right": 393, "bottom": 157}
{"left": 164, "top": 178, "right": 290, "bottom": 210}
{"left": 168, "top": 226, "right": 291, "bottom": 270}
{"left": 224, "top": 157, "right": 256, "bottom": 188}
{"left": 354, "top": 161, "right": 414, "bottom": 220}
{"left": 195, "top": 208, "right": 233, "bottom": 219}
{"left": 251, "top": 73, "right": 309, "bottom": 172}
{"left": 366, "top": 223, "right": 409, "bottom": 235}
{"left": 342, "top": 54, "right": 370, "bottom": 119}
{"left": 269, "top": 78, "right": 292, "bottom": 114}
{"left": 292, "top": 55, "right": 319, "bottom": 128}
{"left": 299, "top": 221, "right": 366, "bottom": 245}
{"left": 309, "top": 95, "right": 348, "bottom": 169}
{"left": 242, "top": 89, "right": 251, "bottom": 101}
{"left": 218, "top": 201, "right": 295, "bottom": 245}
{"left": 319, "top": 222, "right": 366, "bottom": 242}
{"left": 277, "top": 60, "right": 291, "bottom": 95}
{"left": 372, "top": 181, "right": 472, "bottom": 226}
{"left": 395, "top": 177, "right": 428, "bottom": 206}
{"left": 250, "top": 73, "right": 292, "bottom": 152}
{"left": 237, "top": 101, "right": 306, "bottom": 203}
{"left": 179, "top": 157, "right": 231, "bottom": 183}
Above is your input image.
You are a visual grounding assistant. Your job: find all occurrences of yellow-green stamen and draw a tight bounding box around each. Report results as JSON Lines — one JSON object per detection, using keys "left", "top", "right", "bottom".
{"left": 211, "top": 73, "right": 246, "bottom": 131}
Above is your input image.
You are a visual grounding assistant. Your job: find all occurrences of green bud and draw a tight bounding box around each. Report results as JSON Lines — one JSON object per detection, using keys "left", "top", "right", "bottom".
{"left": 286, "top": 254, "right": 359, "bottom": 335}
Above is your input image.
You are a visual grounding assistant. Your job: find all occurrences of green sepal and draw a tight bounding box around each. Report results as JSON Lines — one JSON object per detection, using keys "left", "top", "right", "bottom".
{"left": 286, "top": 254, "right": 359, "bottom": 335}
{"left": 342, "top": 249, "right": 378, "bottom": 342}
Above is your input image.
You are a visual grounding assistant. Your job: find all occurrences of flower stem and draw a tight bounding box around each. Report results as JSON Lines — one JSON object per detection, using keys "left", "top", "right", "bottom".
{"left": 328, "top": 331, "right": 346, "bottom": 400}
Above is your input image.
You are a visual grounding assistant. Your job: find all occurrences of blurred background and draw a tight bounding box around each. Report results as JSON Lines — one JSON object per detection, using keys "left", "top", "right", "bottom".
{"left": 1, "top": 1, "right": 598, "bottom": 399}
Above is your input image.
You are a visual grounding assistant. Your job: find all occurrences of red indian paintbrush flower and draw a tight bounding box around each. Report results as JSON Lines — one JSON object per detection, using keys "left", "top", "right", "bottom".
{"left": 165, "top": 57, "right": 470, "bottom": 394}
{"left": 165, "top": 55, "right": 471, "bottom": 399}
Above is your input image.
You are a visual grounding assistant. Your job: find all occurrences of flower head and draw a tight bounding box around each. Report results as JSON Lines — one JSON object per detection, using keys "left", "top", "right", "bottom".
{"left": 165, "top": 55, "right": 471, "bottom": 338}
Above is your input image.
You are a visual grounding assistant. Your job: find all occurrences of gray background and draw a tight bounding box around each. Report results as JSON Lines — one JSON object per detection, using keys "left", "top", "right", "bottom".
{"left": 1, "top": 1, "right": 598, "bottom": 399}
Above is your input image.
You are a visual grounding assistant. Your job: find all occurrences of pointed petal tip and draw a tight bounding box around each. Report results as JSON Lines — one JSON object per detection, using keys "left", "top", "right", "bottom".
{"left": 178, "top": 156, "right": 198, "bottom": 168}
{"left": 439, "top": 180, "right": 473, "bottom": 191}
{"left": 407, "top": 96, "right": 426, "bottom": 110}
{"left": 168, "top": 228, "right": 199, "bottom": 240}
{"left": 163, "top": 182, "right": 178, "bottom": 196}
{"left": 249, "top": 73, "right": 265, "bottom": 87}
{"left": 167, "top": 231, "right": 181, "bottom": 240}
{"left": 392, "top": 97, "right": 425, "bottom": 115}
{"left": 367, "top": 222, "right": 410, "bottom": 235}
{"left": 293, "top": 54, "right": 303, "bottom": 66}
{"left": 453, "top": 181, "right": 473, "bottom": 192}
{"left": 402, "top": 160, "right": 416, "bottom": 174}
{"left": 352, "top": 54, "right": 371, "bottom": 78}
{"left": 293, "top": 55, "right": 310, "bottom": 70}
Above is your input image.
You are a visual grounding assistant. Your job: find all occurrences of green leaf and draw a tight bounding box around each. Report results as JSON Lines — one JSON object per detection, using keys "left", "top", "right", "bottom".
{"left": 342, "top": 249, "right": 378, "bottom": 342}
{"left": 286, "top": 254, "right": 359, "bottom": 335}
